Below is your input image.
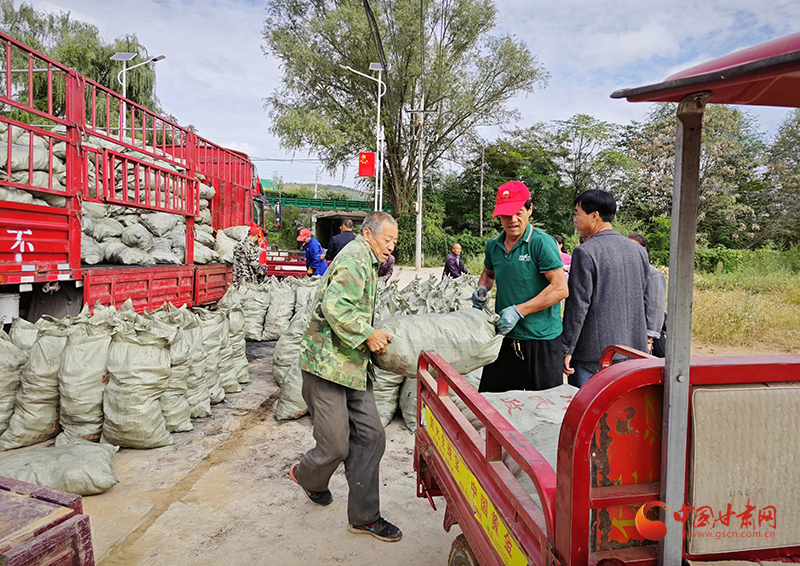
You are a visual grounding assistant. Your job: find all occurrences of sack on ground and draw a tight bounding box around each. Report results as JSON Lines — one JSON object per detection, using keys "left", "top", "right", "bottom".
{"left": 0, "top": 327, "right": 70, "bottom": 451}
{"left": 373, "top": 309, "right": 503, "bottom": 378}
{"left": 241, "top": 283, "right": 270, "bottom": 341}
{"left": 0, "top": 441, "right": 118, "bottom": 496}
{"left": 8, "top": 317, "right": 38, "bottom": 352}
{"left": 196, "top": 309, "right": 227, "bottom": 404}
{"left": 101, "top": 326, "right": 174, "bottom": 449}
{"left": 262, "top": 282, "right": 295, "bottom": 341}
{"left": 274, "top": 306, "right": 311, "bottom": 421}
{"left": 217, "top": 316, "right": 241, "bottom": 394}
{"left": 0, "top": 339, "right": 27, "bottom": 435}
{"left": 55, "top": 331, "right": 112, "bottom": 445}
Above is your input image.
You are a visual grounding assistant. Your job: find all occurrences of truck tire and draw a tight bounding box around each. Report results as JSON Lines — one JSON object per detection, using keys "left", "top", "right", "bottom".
{"left": 448, "top": 534, "right": 478, "bottom": 566}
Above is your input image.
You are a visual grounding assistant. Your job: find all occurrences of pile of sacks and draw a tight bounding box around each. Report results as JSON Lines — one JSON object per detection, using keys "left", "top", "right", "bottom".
{"left": 223, "top": 276, "right": 322, "bottom": 343}
{"left": 272, "top": 273, "right": 503, "bottom": 430}
{"left": 0, "top": 296, "right": 249, "bottom": 455}
{"left": 0, "top": 124, "right": 238, "bottom": 267}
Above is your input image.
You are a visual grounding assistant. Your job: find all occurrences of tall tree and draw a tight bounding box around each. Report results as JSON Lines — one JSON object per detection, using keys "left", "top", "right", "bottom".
{"left": 622, "top": 103, "right": 765, "bottom": 247}
{"left": 764, "top": 108, "right": 800, "bottom": 246}
{"left": 436, "top": 128, "right": 571, "bottom": 238}
{"left": 262, "top": 0, "right": 547, "bottom": 214}
{"left": 0, "top": 0, "right": 162, "bottom": 118}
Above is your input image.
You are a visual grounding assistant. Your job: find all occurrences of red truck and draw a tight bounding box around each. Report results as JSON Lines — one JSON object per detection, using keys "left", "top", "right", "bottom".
{"left": 0, "top": 33, "right": 303, "bottom": 322}
{"left": 415, "top": 33, "right": 800, "bottom": 566}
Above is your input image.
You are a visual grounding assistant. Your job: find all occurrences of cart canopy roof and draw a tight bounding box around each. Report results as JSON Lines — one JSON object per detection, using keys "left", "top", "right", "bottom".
{"left": 611, "top": 32, "right": 800, "bottom": 107}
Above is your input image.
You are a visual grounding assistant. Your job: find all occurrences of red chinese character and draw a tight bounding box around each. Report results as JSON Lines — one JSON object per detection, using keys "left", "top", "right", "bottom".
{"left": 530, "top": 396, "right": 555, "bottom": 410}
{"left": 673, "top": 504, "right": 695, "bottom": 523}
{"left": 504, "top": 533, "right": 513, "bottom": 555}
{"left": 454, "top": 455, "right": 460, "bottom": 473}
{"left": 447, "top": 444, "right": 452, "bottom": 458}
{"left": 736, "top": 499, "right": 757, "bottom": 530}
{"left": 693, "top": 506, "right": 715, "bottom": 528}
{"left": 491, "top": 512, "right": 499, "bottom": 534}
{"left": 501, "top": 398, "right": 524, "bottom": 416}
{"left": 481, "top": 493, "right": 488, "bottom": 517}
{"left": 717, "top": 504, "right": 735, "bottom": 527}
{"left": 758, "top": 506, "right": 777, "bottom": 529}
{"left": 471, "top": 482, "right": 478, "bottom": 500}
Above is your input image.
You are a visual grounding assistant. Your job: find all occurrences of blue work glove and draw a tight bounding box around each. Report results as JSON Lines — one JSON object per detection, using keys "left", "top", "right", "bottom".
{"left": 471, "top": 286, "right": 488, "bottom": 309}
{"left": 496, "top": 305, "right": 523, "bottom": 335}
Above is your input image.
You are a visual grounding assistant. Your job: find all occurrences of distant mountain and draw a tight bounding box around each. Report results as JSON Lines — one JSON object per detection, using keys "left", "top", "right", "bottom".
{"left": 284, "top": 182, "right": 372, "bottom": 201}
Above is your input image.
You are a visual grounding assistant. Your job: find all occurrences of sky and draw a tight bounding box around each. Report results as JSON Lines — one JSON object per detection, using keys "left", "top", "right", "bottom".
{"left": 28, "top": 0, "right": 800, "bottom": 189}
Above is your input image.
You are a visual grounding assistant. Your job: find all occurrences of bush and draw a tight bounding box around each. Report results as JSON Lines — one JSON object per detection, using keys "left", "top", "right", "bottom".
{"left": 650, "top": 245, "right": 800, "bottom": 273}
{"left": 394, "top": 212, "right": 496, "bottom": 264}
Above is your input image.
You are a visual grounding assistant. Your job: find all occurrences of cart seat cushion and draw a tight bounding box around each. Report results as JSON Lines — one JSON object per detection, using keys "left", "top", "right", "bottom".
{"left": 689, "top": 382, "right": 800, "bottom": 554}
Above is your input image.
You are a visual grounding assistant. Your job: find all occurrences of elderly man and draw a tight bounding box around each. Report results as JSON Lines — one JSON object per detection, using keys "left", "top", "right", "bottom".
{"left": 562, "top": 190, "right": 653, "bottom": 387}
{"left": 472, "top": 181, "right": 568, "bottom": 392}
{"left": 231, "top": 225, "right": 264, "bottom": 284}
{"left": 290, "top": 211, "right": 402, "bottom": 542}
{"left": 443, "top": 243, "right": 469, "bottom": 279}
{"left": 325, "top": 218, "right": 356, "bottom": 261}
{"left": 298, "top": 228, "right": 327, "bottom": 277}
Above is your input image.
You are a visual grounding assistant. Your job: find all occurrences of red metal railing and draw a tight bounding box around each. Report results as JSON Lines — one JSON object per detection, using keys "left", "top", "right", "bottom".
{"left": 416, "top": 350, "right": 555, "bottom": 566}
{"left": 0, "top": 30, "right": 258, "bottom": 280}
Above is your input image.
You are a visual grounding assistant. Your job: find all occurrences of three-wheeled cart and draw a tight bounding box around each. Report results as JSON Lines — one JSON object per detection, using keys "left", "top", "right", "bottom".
{"left": 415, "top": 32, "right": 800, "bottom": 566}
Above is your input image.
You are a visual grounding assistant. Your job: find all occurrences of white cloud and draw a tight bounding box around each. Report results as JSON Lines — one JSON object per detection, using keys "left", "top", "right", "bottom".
{"left": 19, "top": 0, "right": 800, "bottom": 188}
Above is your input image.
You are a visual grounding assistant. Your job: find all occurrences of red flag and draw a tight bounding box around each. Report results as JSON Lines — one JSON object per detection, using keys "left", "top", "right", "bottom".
{"left": 358, "top": 152, "right": 375, "bottom": 177}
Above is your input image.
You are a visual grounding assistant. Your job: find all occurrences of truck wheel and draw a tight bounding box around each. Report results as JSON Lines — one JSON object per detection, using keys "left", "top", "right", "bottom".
{"left": 448, "top": 534, "right": 478, "bottom": 566}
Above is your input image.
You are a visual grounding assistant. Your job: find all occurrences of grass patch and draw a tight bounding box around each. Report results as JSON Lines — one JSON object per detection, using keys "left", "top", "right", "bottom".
{"left": 692, "top": 270, "right": 800, "bottom": 352}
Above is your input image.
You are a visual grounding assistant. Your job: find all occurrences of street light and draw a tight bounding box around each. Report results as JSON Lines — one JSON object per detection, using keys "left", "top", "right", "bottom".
{"left": 339, "top": 62, "right": 386, "bottom": 211}
{"left": 111, "top": 52, "right": 166, "bottom": 136}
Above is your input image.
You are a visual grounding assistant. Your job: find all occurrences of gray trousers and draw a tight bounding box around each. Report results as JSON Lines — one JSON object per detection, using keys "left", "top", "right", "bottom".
{"left": 294, "top": 371, "right": 386, "bottom": 526}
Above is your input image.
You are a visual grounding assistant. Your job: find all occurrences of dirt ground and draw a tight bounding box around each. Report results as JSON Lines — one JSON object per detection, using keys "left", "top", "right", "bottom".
{"left": 86, "top": 340, "right": 457, "bottom": 566}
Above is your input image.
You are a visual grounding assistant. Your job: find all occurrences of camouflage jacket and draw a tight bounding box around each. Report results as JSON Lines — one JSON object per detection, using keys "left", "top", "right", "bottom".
{"left": 232, "top": 238, "right": 261, "bottom": 284}
{"left": 300, "top": 235, "right": 379, "bottom": 390}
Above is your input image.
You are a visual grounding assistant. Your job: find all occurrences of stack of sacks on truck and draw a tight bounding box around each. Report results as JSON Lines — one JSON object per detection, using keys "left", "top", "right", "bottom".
{"left": 0, "top": 297, "right": 250, "bottom": 494}
{"left": 0, "top": 125, "right": 242, "bottom": 267}
{"left": 271, "top": 274, "right": 501, "bottom": 428}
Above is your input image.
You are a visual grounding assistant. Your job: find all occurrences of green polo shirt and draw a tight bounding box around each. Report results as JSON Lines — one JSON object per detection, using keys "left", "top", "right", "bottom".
{"left": 484, "top": 224, "right": 563, "bottom": 341}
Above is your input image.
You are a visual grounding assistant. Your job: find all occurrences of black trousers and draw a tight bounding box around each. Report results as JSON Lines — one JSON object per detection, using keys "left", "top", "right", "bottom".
{"left": 479, "top": 335, "right": 563, "bottom": 393}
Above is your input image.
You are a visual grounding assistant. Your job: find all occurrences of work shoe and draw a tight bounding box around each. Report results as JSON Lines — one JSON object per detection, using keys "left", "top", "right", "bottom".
{"left": 289, "top": 463, "right": 332, "bottom": 506}
{"left": 348, "top": 517, "right": 402, "bottom": 542}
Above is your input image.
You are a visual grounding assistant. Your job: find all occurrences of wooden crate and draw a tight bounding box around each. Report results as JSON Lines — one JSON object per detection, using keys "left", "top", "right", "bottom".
{"left": 0, "top": 477, "right": 93, "bottom": 566}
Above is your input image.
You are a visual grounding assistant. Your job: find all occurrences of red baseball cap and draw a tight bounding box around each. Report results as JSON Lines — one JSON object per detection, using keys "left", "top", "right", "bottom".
{"left": 249, "top": 223, "right": 261, "bottom": 235}
{"left": 296, "top": 228, "right": 312, "bottom": 241}
{"left": 493, "top": 181, "right": 531, "bottom": 218}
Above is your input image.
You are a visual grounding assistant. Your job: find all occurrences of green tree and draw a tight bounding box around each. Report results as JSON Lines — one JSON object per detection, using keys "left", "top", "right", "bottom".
{"left": 0, "top": 0, "right": 163, "bottom": 120}
{"left": 262, "top": 0, "right": 547, "bottom": 214}
{"left": 622, "top": 103, "right": 766, "bottom": 248}
{"left": 764, "top": 108, "right": 800, "bottom": 247}
{"left": 435, "top": 127, "right": 572, "bottom": 238}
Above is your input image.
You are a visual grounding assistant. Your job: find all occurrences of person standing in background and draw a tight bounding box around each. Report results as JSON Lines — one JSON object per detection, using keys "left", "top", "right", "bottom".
{"left": 326, "top": 219, "right": 356, "bottom": 261}
{"left": 553, "top": 236, "right": 571, "bottom": 275}
{"left": 298, "top": 228, "right": 328, "bottom": 277}
{"left": 443, "top": 243, "right": 469, "bottom": 279}
{"left": 378, "top": 253, "right": 394, "bottom": 281}
{"left": 628, "top": 233, "right": 667, "bottom": 356}
{"left": 562, "top": 190, "right": 652, "bottom": 387}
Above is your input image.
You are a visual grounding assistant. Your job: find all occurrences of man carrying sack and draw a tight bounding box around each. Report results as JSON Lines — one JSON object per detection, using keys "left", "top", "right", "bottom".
{"left": 290, "top": 211, "right": 402, "bottom": 542}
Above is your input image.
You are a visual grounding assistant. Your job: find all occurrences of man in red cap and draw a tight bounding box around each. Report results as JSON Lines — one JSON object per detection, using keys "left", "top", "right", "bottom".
{"left": 232, "top": 224, "right": 266, "bottom": 284}
{"left": 472, "top": 180, "right": 568, "bottom": 392}
{"left": 298, "top": 227, "right": 327, "bottom": 276}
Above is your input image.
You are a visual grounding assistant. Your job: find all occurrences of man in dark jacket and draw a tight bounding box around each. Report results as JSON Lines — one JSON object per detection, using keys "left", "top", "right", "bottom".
{"left": 442, "top": 243, "right": 469, "bottom": 279}
{"left": 325, "top": 219, "right": 356, "bottom": 261}
{"left": 562, "top": 190, "right": 653, "bottom": 387}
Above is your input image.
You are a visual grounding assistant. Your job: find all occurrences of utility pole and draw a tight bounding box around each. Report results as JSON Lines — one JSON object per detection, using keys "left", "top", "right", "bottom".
{"left": 416, "top": 94, "right": 424, "bottom": 271}
{"left": 314, "top": 166, "right": 320, "bottom": 199}
{"left": 479, "top": 146, "right": 485, "bottom": 237}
